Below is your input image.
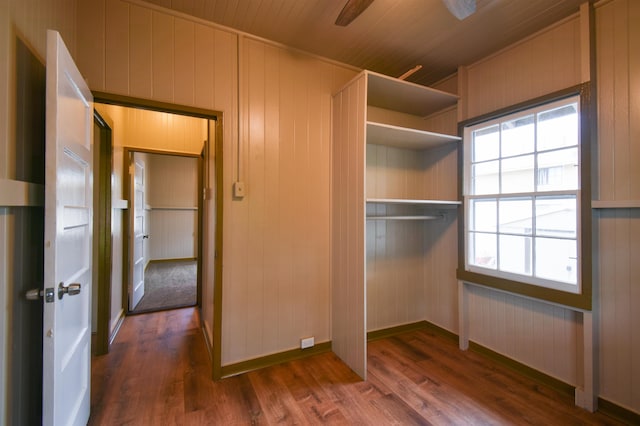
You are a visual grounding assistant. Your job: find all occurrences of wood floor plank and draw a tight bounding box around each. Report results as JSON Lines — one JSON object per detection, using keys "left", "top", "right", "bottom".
{"left": 89, "top": 308, "right": 625, "bottom": 425}
{"left": 274, "top": 360, "right": 350, "bottom": 424}
{"left": 369, "top": 335, "right": 507, "bottom": 425}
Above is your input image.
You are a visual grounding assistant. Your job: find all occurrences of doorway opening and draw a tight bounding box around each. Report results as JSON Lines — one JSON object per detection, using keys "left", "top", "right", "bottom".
{"left": 125, "top": 149, "right": 200, "bottom": 314}
{"left": 92, "top": 93, "right": 223, "bottom": 379}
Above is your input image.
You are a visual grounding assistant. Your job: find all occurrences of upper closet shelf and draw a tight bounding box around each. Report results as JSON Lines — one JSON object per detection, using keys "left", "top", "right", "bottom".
{"left": 367, "top": 198, "right": 461, "bottom": 206}
{"left": 366, "top": 71, "right": 459, "bottom": 117}
{"left": 367, "top": 121, "right": 460, "bottom": 150}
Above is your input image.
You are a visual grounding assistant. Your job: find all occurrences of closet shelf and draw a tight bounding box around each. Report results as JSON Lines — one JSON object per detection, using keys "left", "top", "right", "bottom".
{"left": 367, "top": 121, "right": 460, "bottom": 150}
{"left": 366, "top": 71, "right": 459, "bottom": 117}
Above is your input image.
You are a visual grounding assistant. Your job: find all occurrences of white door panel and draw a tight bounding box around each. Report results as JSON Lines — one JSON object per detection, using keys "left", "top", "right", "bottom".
{"left": 129, "top": 157, "right": 146, "bottom": 310}
{"left": 43, "top": 30, "right": 93, "bottom": 426}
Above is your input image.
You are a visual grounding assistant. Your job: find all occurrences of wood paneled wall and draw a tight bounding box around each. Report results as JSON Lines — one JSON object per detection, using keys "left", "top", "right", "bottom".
{"left": 458, "top": 13, "right": 584, "bottom": 386}
{"left": 148, "top": 209, "right": 197, "bottom": 259}
{"left": 225, "top": 37, "right": 355, "bottom": 364}
{"left": 460, "top": 16, "right": 581, "bottom": 121}
{"left": 77, "top": 0, "right": 357, "bottom": 367}
{"left": 595, "top": 0, "right": 640, "bottom": 412}
{"left": 597, "top": 210, "right": 640, "bottom": 411}
{"left": 147, "top": 154, "right": 198, "bottom": 261}
{"left": 105, "top": 106, "right": 207, "bottom": 155}
{"left": 147, "top": 154, "right": 199, "bottom": 207}
{"left": 467, "top": 285, "right": 579, "bottom": 383}
{"left": 596, "top": 0, "right": 640, "bottom": 202}
{"left": 366, "top": 142, "right": 458, "bottom": 202}
{"left": 76, "top": 0, "right": 237, "bottom": 112}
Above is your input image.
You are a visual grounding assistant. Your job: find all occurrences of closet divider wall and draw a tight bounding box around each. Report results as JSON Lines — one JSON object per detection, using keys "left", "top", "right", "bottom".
{"left": 332, "top": 70, "right": 460, "bottom": 379}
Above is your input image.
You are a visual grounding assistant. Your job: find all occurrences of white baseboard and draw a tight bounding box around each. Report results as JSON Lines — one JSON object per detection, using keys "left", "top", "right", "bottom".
{"left": 201, "top": 319, "right": 213, "bottom": 361}
{"left": 109, "top": 309, "right": 125, "bottom": 344}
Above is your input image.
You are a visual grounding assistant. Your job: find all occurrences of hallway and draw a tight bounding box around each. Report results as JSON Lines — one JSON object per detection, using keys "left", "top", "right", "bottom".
{"left": 89, "top": 308, "right": 210, "bottom": 424}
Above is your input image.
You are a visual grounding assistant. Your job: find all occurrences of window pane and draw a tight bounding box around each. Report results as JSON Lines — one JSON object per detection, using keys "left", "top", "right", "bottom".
{"left": 499, "top": 234, "right": 532, "bottom": 276}
{"left": 501, "top": 155, "right": 534, "bottom": 193}
{"left": 473, "top": 125, "right": 500, "bottom": 162}
{"left": 501, "top": 114, "right": 534, "bottom": 157}
{"left": 535, "top": 237, "right": 577, "bottom": 284}
{"left": 463, "top": 95, "right": 581, "bottom": 293}
{"left": 535, "top": 196, "right": 576, "bottom": 238}
{"left": 537, "top": 148, "right": 578, "bottom": 191}
{"left": 470, "top": 199, "right": 497, "bottom": 232}
{"left": 472, "top": 160, "right": 499, "bottom": 195}
{"left": 499, "top": 197, "right": 532, "bottom": 235}
{"left": 537, "top": 103, "right": 579, "bottom": 151}
{"left": 468, "top": 232, "right": 497, "bottom": 269}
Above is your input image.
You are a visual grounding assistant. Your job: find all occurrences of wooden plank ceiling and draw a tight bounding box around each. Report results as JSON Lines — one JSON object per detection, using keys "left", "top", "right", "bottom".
{"left": 142, "top": 0, "right": 585, "bottom": 86}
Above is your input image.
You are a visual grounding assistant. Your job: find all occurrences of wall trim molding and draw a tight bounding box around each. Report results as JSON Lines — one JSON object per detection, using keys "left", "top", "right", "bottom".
{"left": 367, "top": 321, "right": 431, "bottom": 342}
{"left": 108, "top": 309, "right": 125, "bottom": 345}
{"left": 112, "top": 199, "right": 128, "bottom": 210}
{"left": 220, "top": 342, "right": 332, "bottom": 379}
{"left": 0, "top": 179, "right": 44, "bottom": 207}
{"left": 598, "top": 397, "right": 640, "bottom": 425}
{"left": 592, "top": 200, "right": 640, "bottom": 209}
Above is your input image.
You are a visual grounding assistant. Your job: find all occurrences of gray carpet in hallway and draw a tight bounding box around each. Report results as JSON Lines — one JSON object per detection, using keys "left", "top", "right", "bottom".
{"left": 132, "top": 259, "right": 196, "bottom": 312}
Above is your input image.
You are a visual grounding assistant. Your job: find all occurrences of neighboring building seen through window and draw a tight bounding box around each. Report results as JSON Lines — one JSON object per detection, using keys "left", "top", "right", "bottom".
{"left": 463, "top": 95, "right": 581, "bottom": 294}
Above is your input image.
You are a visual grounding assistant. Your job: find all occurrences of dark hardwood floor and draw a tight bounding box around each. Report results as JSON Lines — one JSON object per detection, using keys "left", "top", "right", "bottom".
{"left": 89, "top": 308, "right": 622, "bottom": 425}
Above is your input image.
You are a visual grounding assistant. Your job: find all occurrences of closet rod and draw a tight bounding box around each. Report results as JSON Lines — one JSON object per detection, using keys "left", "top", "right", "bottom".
{"left": 366, "top": 215, "right": 444, "bottom": 221}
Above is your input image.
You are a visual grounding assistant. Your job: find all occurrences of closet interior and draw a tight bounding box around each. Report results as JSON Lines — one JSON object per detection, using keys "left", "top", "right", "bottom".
{"left": 332, "top": 70, "right": 460, "bottom": 378}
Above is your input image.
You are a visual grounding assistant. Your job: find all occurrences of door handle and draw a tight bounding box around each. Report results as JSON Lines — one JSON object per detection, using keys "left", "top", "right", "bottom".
{"left": 25, "top": 287, "right": 55, "bottom": 303}
{"left": 142, "top": 234, "right": 149, "bottom": 239}
{"left": 58, "top": 282, "right": 81, "bottom": 300}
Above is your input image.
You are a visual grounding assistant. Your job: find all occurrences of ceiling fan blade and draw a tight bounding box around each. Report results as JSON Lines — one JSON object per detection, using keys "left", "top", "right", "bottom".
{"left": 335, "top": 0, "right": 374, "bottom": 26}
{"left": 442, "top": 0, "right": 476, "bottom": 20}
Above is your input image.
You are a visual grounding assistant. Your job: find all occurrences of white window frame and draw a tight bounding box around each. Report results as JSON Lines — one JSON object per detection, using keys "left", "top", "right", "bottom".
{"left": 462, "top": 95, "right": 581, "bottom": 294}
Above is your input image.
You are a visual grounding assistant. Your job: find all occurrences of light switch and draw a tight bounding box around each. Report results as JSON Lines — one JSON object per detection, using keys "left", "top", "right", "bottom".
{"left": 233, "top": 181, "right": 245, "bottom": 198}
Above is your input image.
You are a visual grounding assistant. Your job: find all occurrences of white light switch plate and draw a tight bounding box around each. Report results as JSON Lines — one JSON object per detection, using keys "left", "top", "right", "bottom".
{"left": 233, "top": 181, "right": 245, "bottom": 198}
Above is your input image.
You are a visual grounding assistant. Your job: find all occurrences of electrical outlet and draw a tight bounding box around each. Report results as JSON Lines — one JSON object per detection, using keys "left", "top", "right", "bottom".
{"left": 300, "top": 336, "right": 314, "bottom": 349}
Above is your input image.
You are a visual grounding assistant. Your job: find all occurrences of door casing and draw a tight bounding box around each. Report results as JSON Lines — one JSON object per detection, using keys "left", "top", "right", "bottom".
{"left": 93, "top": 92, "right": 224, "bottom": 379}
{"left": 93, "top": 110, "right": 113, "bottom": 356}
{"left": 123, "top": 147, "right": 200, "bottom": 313}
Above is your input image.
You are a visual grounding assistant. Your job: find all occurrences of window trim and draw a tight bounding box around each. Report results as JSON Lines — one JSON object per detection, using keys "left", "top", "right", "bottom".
{"left": 457, "top": 84, "right": 593, "bottom": 310}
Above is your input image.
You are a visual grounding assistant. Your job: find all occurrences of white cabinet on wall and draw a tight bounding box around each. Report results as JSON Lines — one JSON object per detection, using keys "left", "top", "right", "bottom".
{"left": 332, "top": 70, "right": 459, "bottom": 379}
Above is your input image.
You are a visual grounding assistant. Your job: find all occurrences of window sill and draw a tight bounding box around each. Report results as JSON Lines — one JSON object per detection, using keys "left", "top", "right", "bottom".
{"left": 456, "top": 269, "right": 591, "bottom": 311}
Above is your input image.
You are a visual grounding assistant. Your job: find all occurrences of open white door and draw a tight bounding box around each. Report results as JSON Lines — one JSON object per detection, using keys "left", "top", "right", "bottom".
{"left": 43, "top": 30, "right": 93, "bottom": 426}
{"left": 128, "top": 155, "right": 146, "bottom": 310}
